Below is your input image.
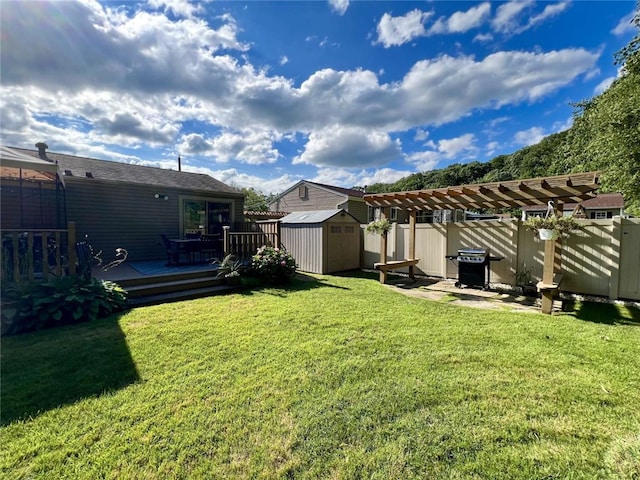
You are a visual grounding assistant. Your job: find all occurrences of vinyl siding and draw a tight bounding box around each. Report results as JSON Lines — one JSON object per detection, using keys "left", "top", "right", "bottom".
{"left": 271, "top": 184, "right": 344, "bottom": 213}
{"left": 65, "top": 178, "right": 243, "bottom": 262}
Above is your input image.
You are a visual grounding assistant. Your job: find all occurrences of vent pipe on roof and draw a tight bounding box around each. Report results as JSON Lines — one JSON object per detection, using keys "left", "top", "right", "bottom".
{"left": 178, "top": 155, "right": 182, "bottom": 172}
{"left": 35, "top": 142, "right": 49, "bottom": 160}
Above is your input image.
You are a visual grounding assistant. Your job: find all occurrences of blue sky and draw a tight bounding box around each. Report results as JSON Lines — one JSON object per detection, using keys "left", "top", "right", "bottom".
{"left": 1, "top": 1, "right": 636, "bottom": 194}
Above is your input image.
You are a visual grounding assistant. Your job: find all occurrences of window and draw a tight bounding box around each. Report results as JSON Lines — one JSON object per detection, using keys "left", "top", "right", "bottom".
{"left": 592, "top": 211, "right": 611, "bottom": 219}
{"left": 368, "top": 206, "right": 379, "bottom": 222}
{"left": 298, "top": 185, "right": 308, "bottom": 199}
{"left": 330, "top": 226, "right": 341, "bottom": 234}
{"left": 390, "top": 207, "right": 399, "bottom": 221}
{"left": 182, "top": 199, "right": 231, "bottom": 237}
{"left": 416, "top": 210, "right": 433, "bottom": 224}
{"left": 345, "top": 226, "right": 355, "bottom": 234}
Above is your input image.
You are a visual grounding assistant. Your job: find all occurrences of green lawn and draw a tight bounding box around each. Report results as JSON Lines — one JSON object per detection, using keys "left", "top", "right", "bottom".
{"left": 2, "top": 273, "right": 639, "bottom": 479}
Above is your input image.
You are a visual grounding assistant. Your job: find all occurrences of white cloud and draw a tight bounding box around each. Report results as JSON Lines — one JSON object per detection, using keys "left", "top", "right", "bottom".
{"left": 179, "top": 130, "right": 282, "bottom": 165}
{"left": 438, "top": 133, "right": 477, "bottom": 158}
{"left": 280, "top": 56, "right": 289, "bottom": 66}
{"left": 492, "top": 1, "right": 569, "bottom": 35}
{"left": 357, "top": 168, "right": 415, "bottom": 187}
{"left": 146, "top": 0, "right": 203, "bottom": 19}
{"left": 328, "top": 0, "right": 349, "bottom": 16}
{"left": 405, "top": 133, "right": 477, "bottom": 171}
{"left": 514, "top": 126, "right": 546, "bottom": 146}
{"left": 612, "top": 11, "right": 636, "bottom": 36}
{"left": 414, "top": 129, "right": 429, "bottom": 141}
{"left": 525, "top": 2, "right": 571, "bottom": 31}
{"left": 428, "top": 3, "right": 491, "bottom": 35}
{"left": 293, "top": 125, "right": 402, "bottom": 168}
{"left": 492, "top": 0, "right": 534, "bottom": 33}
{"left": 473, "top": 32, "right": 494, "bottom": 43}
{"left": 406, "top": 150, "right": 440, "bottom": 172}
{"left": 594, "top": 77, "right": 615, "bottom": 95}
{"left": 180, "top": 165, "right": 299, "bottom": 194}
{"left": 375, "top": 9, "right": 433, "bottom": 48}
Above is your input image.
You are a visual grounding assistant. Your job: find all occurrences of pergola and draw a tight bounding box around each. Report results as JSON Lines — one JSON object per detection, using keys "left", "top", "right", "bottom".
{"left": 363, "top": 171, "right": 601, "bottom": 314}
{"left": 0, "top": 145, "right": 67, "bottom": 229}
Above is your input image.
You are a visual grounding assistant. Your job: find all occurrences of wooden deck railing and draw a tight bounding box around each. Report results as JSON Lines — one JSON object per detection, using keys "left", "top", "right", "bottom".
{"left": 1, "top": 222, "right": 77, "bottom": 285}
{"left": 223, "top": 221, "right": 280, "bottom": 260}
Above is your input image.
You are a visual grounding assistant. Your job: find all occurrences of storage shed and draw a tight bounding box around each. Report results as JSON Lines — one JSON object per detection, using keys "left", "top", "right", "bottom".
{"left": 280, "top": 209, "right": 361, "bottom": 274}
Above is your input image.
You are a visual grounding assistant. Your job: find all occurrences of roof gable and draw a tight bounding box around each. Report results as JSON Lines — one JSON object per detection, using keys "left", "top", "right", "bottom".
{"left": 271, "top": 179, "right": 364, "bottom": 204}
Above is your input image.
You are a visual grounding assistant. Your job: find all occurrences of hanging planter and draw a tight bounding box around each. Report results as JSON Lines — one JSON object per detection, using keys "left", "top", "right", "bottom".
{"left": 523, "top": 215, "right": 584, "bottom": 240}
{"left": 538, "top": 228, "right": 559, "bottom": 241}
{"left": 365, "top": 218, "right": 392, "bottom": 235}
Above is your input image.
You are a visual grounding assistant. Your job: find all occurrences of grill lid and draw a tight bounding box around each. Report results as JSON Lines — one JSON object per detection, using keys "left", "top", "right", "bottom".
{"left": 457, "top": 248, "right": 489, "bottom": 256}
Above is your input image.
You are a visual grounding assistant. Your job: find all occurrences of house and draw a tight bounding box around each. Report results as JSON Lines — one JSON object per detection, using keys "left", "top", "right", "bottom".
{"left": 269, "top": 180, "right": 368, "bottom": 223}
{"left": 522, "top": 192, "right": 625, "bottom": 220}
{"left": 2, "top": 144, "right": 244, "bottom": 262}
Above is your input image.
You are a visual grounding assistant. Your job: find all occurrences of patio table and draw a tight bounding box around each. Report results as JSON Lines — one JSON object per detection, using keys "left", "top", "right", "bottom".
{"left": 169, "top": 238, "right": 205, "bottom": 264}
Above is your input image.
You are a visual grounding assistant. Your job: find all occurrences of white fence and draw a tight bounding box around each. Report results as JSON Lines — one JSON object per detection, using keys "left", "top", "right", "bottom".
{"left": 361, "top": 218, "right": 640, "bottom": 301}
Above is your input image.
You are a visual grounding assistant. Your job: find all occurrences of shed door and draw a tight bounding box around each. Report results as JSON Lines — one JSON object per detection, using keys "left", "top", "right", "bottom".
{"left": 327, "top": 224, "right": 359, "bottom": 273}
{"left": 619, "top": 221, "right": 640, "bottom": 300}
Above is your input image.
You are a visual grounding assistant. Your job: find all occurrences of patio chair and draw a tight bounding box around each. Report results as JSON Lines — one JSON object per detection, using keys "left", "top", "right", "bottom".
{"left": 161, "top": 234, "right": 181, "bottom": 266}
{"left": 200, "top": 234, "right": 220, "bottom": 263}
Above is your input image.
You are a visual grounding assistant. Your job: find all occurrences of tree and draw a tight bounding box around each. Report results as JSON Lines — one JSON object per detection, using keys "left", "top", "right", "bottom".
{"left": 241, "top": 187, "right": 272, "bottom": 211}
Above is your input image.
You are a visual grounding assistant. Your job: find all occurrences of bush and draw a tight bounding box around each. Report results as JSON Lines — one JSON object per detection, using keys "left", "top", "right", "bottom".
{"left": 1, "top": 276, "right": 128, "bottom": 336}
{"left": 248, "top": 246, "right": 296, "bottom": 284}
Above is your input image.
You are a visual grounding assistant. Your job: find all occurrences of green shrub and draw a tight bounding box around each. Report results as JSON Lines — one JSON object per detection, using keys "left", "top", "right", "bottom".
{"left": 1, "top": 276, "right": 127, "bottom": 335}
{"left": 248, "top": 246, "right": 296, "bottom": 284}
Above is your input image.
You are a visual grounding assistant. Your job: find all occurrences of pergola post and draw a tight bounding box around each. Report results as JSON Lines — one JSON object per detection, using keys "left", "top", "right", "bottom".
{"left": 408, "top": 210, "right": 416, "bottom": 280}
{"left": 379, "top": 208, "right": 389, "bottom": 283}
{"left": 541, "top": 239, "right": 557, "bottom": 314}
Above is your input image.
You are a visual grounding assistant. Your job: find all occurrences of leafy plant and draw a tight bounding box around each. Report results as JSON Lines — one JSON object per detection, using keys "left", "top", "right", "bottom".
{"left": 513, "top": 262, "right": 535, "bottom": 286}
{"left": 365, "top": 218, "right": 392, "bottom": 235}
{"left": 214, "top": 254, "right": 243, "bottom": 279}
{"left": 248, "top": 246, "right": 296, "bottom": 284}
{"left": 1, "top": 276, "right": 128, "bottom": 336}
{"left": 523, "top": 215, "right": 584, "bottom": 237}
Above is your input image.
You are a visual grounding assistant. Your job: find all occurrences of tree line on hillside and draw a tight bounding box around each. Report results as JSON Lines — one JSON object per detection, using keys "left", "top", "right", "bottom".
{"left": 366, "top": 6, "right": 640, "bottom": 216}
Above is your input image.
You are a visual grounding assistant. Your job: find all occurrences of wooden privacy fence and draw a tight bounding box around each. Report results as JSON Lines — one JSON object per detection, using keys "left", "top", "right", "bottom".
{"left": 1, "top": 222, "right": 78, "bottom": 285}
{"left": 361, "top": 218, "right": 640, "bottom": 301}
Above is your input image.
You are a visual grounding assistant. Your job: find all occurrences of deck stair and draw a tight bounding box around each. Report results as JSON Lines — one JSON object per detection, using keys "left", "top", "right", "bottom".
{"left": 117, "top": 269, "right": 237, "bottom": 307}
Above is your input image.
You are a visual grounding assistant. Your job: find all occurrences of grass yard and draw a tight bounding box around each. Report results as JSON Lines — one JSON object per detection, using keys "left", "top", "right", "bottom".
{"left": 2, "top": 273, "right": 640, "bottom": 479}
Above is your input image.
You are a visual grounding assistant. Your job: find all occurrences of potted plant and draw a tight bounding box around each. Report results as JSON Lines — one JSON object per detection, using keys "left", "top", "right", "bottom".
{"left": 523, "top": 215, "right": 584, "bottom": 240}
{"left": 365, "top": 218, "right": 392, "bottom": 235}
{"left": 513, "top": 262, "right": 537, "bottom": 296}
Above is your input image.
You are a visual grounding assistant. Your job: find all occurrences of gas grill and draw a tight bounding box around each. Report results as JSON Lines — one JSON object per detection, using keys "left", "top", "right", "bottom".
{"left": 451, "top": 248, "right": 490, "bottom": 289}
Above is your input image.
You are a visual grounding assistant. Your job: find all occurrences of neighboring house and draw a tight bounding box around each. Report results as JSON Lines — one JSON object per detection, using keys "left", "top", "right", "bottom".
{"left": 269, "top": 180, "right": 368, "bottom": 224}
{"left": 3, "top": 144, "right": 244, "bottom": 262}
{"left": 522, "top": 192, "right": 625, "bottom": 220}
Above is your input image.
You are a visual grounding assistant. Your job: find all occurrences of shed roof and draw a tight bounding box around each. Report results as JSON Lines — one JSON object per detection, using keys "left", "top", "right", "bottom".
{"left": 11, "top": 147, "right": 241, "bottom": 195}
{"left": 364, "top": 172, "right": 600, "bottom": 211}
{"left": 280, "top": 209, "right": 358, "bottom": 224}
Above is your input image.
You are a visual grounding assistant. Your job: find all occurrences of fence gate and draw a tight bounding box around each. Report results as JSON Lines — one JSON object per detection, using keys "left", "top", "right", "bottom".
{"left": 619, "top": 219, "right": 640, "bottom": 301}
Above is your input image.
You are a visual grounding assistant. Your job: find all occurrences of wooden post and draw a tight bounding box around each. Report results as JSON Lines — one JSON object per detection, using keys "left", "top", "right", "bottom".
{"left": 408, "top": 210, "right": 416, "bottom": 280}
{"left": 541, "top": 238, "right": 556, "bottom": 314}
{"left": 223, "top": 225, "right": 231, "bottom": 257}
{"left": 554, "top": 201, "right": 563, "bottom": 274}
{"left": 68, "top": 221, "right": 77, "bottom": 276}
{"left": 379, "top": 208, "right": 389, "bottom": 283}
